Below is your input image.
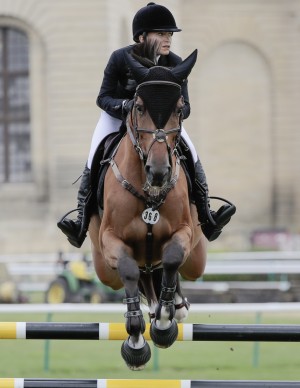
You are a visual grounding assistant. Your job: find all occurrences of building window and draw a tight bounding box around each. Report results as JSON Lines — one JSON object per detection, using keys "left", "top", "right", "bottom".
{"left": 0, "top": 27, "right": 31, "bottom": 183}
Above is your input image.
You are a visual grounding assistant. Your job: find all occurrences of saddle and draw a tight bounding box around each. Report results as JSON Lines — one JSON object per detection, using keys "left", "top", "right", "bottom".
{"left": 90, "top": 129, "right": 194, "bottom": 213}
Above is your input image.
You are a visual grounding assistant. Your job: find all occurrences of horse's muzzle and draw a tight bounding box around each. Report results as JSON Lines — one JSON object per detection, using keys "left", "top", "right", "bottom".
{"left": 145, "top": 164, "right": 171, "bottom": 189}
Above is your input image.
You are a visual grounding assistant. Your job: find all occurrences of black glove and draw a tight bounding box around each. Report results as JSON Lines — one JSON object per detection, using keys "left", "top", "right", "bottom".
{"left": 122, "top": 99, "right": 134, "bottom": 119}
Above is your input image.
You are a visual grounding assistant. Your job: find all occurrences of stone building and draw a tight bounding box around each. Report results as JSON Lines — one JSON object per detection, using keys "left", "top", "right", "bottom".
{"left": 0, "top": 0, "right": 299, "bottom": 255}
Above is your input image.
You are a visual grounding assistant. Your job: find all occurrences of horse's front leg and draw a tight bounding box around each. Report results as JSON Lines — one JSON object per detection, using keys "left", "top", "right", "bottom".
{"left": 150, "top": 230, "right": 191, "bottom": 348}
{"left": 102, "top": 231, "right": 151, "bottom": 370}
{"left": 118, "top": 255, "right": 151, "bottom": 370}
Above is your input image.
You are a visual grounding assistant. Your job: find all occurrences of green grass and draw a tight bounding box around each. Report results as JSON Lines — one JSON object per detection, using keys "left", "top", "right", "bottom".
{"left": 0, "top": 311, "right": 300, "bottom": 381}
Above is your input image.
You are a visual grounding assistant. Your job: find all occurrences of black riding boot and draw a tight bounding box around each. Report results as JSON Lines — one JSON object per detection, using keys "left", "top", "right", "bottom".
{"left": 57, "top": 164, "right": 92, "bottom": 248}
{"left": 193, "top": 159, "right": 236, "bottom": 241}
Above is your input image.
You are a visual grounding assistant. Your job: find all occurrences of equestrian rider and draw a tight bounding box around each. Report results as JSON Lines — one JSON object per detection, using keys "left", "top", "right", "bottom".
{"left": 57, "top": 2, "right": 236, "bottom": 248}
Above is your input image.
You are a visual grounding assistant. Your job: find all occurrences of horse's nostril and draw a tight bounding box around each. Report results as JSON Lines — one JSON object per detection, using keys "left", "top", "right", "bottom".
{"left": 145, "top": 165, "right": 152, "bottom": 179}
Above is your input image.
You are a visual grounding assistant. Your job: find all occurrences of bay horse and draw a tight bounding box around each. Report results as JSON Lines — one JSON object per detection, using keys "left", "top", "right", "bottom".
{"left": 89, "top": 49, "right": 207, "bottom": 370}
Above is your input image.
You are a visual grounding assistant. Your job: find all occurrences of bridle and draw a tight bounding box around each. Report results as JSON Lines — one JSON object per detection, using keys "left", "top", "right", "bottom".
{"left": 108, "top": 80, "right": 185, "bottom": 274}
{"left": 109, "top": 80, "right": 184, "bottom": 207}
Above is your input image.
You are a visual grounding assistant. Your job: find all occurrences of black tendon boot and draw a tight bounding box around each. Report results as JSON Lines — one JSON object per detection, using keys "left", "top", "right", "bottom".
{"left": 193, "top": 159, "right": 236, "bottom": 241}
{"left": 57, "top": 164, "right": 92, "bottom": 248}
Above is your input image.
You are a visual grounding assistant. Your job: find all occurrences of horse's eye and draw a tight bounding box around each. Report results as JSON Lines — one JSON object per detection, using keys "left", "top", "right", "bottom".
{"left": 136, "top": 104, "right": 144, "bottom": 115}
{"left": 176, "top": 108, "right": 183, "bottom": 116}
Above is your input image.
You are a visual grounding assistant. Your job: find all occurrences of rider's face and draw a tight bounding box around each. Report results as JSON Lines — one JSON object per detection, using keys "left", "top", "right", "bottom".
{"left": 139, "top": 32, "right": 173, "bottom": 56}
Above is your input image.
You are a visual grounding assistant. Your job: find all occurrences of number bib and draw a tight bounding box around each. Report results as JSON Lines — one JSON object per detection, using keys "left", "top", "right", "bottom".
{"left": 142, "top": 208, "right": 160, "bottom": 225}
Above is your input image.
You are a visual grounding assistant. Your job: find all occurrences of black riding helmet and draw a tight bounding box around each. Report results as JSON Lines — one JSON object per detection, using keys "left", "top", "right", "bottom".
{"left": 132, "top": 2, "right": 181, "bottom": 42}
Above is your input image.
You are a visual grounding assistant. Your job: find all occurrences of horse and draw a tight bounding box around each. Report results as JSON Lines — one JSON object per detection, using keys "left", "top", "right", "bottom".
{"left": 89, "top": 49, "right": 207, "bottom": 370}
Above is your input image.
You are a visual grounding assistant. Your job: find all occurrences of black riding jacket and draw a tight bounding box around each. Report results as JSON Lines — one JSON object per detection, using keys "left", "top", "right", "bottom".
{"left": 97, "top": 44, "right": 191, "bottom": 121}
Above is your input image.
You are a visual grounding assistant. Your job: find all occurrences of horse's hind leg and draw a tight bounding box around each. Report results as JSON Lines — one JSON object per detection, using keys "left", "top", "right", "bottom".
{"left": 139, "top": 271, "right": 159, "bottom": 321}
{"left": 117, "top": 254, "right": 151, "bottom": 370}
{"left": 174, "top": 274, "right": 190, "bottom": 322}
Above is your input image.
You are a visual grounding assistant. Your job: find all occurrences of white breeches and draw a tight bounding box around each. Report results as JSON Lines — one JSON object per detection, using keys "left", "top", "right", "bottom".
{"left": 87, "top": 111, "right": 198, "bottom": 169}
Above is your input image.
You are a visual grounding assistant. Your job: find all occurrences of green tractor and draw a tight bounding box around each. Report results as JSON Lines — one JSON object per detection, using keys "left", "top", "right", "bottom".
{"left": 45, "top": 255, "right": 122, "bottom": 304}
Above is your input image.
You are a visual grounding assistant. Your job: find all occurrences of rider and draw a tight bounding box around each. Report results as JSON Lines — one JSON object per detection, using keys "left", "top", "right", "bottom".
{"left": 57, "top": 2, "right": 236, "bottom": 248}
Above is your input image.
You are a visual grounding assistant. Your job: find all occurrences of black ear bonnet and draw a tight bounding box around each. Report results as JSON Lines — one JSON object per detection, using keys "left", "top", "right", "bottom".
{"left": 136, "top": 68, "right": 182, "bottom": 129}
{"left": 124, "top": 49, "right": 198, "bottom": 129}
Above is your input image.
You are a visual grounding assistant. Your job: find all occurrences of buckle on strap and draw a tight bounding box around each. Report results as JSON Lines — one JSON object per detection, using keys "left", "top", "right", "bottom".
{"left": 123, "top": 296, "right": 140, "bottom": 304}
{"left": 124, "top": 310, "right": 143, "bottom": 318}
{"left": 159, "top": 299, "right": 175, "bottom": 307}
{"left": 161, "top": 285, "right": 176, "bottom": 293}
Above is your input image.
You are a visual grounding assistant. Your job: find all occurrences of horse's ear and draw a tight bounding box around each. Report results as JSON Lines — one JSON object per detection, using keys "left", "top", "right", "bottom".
{"left": 171, "top": 49, "right": 198, "bottom": 83}
{"left": 124, "top": 50, "right": 150, "bottom": 83}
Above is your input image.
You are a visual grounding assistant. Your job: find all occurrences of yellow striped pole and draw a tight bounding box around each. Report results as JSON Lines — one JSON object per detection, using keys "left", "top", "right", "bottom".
{"left": 0, "top": 379, "right": 15, "bottom": 388}
{"left": 0, "top": 379, "right": 299, "bottom": 387}
{"left": 0, "top": 323, "right": 17, "bottom": 339}
{"left": 103, "top": 380, "right": 185, "bottom": 388}
{"left": 0, "top": 322, "right": 187, "bottom": 340}
{"left": 106, "top": 323, "right": 184, "bottom": 341}
{"left": 1, "top": 322, "right": 300, "bottom": 341}
{"left": 0, "top": 379, "right": 187, "bottom": 388}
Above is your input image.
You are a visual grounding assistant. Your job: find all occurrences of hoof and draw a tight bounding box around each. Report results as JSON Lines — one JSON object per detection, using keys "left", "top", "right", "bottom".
{"left": 121, "top": 338, "right": 151, "bottom": 371}
{"left": 150, "top": 319, "right": 178, "bottom": 349}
